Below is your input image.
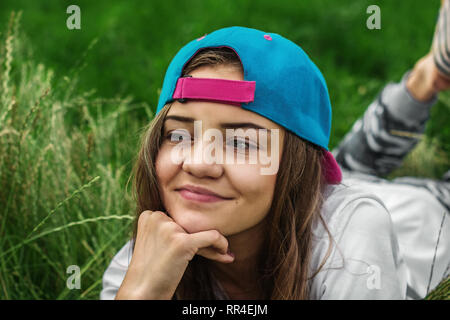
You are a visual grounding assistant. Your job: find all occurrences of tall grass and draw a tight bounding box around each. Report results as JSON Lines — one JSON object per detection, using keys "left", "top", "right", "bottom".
{"left": 0, "top": 12, "right": 150, "bottom": 299}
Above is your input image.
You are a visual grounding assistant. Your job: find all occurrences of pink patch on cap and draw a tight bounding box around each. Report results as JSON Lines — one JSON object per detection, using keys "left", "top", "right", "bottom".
{"left": 172, "top": 77, "right": 255, "bottom": 105}
{"left": 264, "top": 34, "right": 272, "bottom": 41}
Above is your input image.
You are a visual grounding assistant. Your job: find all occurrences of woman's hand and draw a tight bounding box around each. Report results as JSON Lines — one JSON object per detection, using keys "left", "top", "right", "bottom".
{"left": 406, "top": 53, "right": 450, "bottom": 102}
{"left": 115, "top": 210, "right": 234, "bottom": 300}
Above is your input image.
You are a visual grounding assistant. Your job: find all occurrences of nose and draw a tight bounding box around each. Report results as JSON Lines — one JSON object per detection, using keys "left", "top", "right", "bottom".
{"left": 181, "top": 139, "right": 224, "bottom": 179}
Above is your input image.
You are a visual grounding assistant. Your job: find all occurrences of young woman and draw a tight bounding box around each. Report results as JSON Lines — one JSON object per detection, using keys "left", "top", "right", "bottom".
{"left": 100, "top": 26, "right": 411, "bottom": 300}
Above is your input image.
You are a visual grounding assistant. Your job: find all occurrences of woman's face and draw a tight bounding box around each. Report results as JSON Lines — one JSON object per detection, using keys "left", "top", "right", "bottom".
{"left": 155, "top": 65, "right": 284, "bottom": 236}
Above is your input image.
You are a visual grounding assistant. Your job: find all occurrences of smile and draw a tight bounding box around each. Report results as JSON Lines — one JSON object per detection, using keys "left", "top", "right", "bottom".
{"left": 176, "top": 185, "right": 233, "bottom": 203}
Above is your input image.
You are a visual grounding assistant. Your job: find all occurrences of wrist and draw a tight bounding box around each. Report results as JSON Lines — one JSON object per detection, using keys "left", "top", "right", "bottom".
{"left": 406, "top": 56, "right": 437, "bottom": 102}
{"left": 116, "top": 283, "right": 173, "bottom": 300}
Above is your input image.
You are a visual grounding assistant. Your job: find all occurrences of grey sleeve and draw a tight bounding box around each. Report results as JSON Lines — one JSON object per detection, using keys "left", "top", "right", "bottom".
{"left": 333, "top": 71, "right": 438, "bottom": 176}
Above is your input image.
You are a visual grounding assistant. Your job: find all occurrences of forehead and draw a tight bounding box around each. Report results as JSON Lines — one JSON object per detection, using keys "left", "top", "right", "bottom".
{"left": 165, "top": 65, "right": 283, "bottom": 131}
{"left": 166, "top": 100, "right": 283, "bottom": 132}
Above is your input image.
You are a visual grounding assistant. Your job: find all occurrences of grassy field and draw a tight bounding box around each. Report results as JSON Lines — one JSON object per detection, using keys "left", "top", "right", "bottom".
{"left": 0, "top": 0, "right": 448, "bottom": 299}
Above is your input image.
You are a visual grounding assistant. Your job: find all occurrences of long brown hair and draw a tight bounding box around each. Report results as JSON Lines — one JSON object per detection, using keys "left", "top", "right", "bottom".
{"left": 129, "top": 47, "right": 333, "bottom": 299}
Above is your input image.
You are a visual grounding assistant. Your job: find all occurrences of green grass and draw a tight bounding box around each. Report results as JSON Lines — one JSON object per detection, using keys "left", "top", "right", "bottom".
{"left": 0, "top": 1, "right": 448, "bottom": 300}
{"left": 0, "top": 12, "right": 148, "bottom": 299}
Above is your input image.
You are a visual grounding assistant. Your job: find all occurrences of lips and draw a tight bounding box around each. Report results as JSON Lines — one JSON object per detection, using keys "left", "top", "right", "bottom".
{"left": 176, "top": 184, "right": 232, "bottom": 203}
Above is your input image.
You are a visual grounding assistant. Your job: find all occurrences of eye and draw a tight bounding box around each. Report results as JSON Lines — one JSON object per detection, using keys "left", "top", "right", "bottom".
{"left": 228, "top": 138, "right": 258, "bottom": 152}
{"left": 166, "top": 130, "right": 192, "bottom": 144}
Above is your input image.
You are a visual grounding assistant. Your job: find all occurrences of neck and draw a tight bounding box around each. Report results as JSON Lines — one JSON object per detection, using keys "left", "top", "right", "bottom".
{"left": 208, "top": 218, "right": 268, "bottom": 292}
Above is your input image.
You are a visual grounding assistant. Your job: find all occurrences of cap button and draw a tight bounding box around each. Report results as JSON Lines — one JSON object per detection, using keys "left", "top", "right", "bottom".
{"left": 263, "top": 34, "right": 272, "bottom": 41}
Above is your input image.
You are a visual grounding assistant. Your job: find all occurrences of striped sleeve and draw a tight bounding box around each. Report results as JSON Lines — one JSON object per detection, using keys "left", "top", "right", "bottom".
{"left": 432, "top": 0, "right": 450, "bottom": 78}
{"left": 333, "top": 72, "right": 437, "bottom": 176}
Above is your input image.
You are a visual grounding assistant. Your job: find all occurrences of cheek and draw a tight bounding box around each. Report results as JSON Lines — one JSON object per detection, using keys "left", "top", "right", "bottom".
{"left": 225, "top": 164, "right": 277, "bottom": 225}
{"left": 155, "top": 145, "right": 179, "bottom": 196}
{"left": 229, "top": 164, "right": 276, "bottom": 197}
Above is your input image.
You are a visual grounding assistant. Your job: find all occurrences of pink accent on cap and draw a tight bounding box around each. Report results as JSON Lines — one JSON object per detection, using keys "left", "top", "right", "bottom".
{"left": 173, "top": 77, "right": 256, "bottom": 105}
{"left": 264, "top": 34, "right": 272, "bottom": 41}
{"left": 321, "top": 151, "right": 342, "bottom": 184}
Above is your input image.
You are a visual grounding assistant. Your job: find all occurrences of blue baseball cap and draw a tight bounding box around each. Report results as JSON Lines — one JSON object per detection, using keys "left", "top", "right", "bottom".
{"left": 155, "top": 26, "right": 342, "bottom": 184}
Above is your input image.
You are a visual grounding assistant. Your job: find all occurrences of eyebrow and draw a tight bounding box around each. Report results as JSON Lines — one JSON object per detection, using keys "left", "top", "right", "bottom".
{"left": 164, "top": 115, "right": 270, "bottom": 131}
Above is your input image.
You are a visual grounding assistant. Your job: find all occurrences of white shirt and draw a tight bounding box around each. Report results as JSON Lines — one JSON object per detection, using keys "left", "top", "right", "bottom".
{"left": 332, "top": 174, "right": 449, "bottom": 299}
{"left": 100, "top": 178, "right": 449, "bottom": 300}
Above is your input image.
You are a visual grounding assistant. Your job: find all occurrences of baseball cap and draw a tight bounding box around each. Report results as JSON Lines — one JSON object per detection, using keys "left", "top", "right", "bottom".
{"left": 155, "top": 26, "right": 342, "bottom": 184}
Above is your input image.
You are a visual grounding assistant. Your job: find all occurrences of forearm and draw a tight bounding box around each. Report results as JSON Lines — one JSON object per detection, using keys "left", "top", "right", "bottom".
{"left": 333, "top": 70, "right": 437, "bottom": 176}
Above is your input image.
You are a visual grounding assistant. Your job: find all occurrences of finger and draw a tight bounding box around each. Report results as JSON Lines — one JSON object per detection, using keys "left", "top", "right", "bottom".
{"left": 136, "top": 210, "right": 184, "bottom": 239}
{"left": 138, "top": 210, "right": 167, "bottom": 221}
{"left": 151, "top": 210, "right": 173, "bottom": 221}
{"left": 187, "top": 230, "right": 229, "bottom": 254}
{"left": 144, "top": 210, "right": 180, "bottom": 226}
{"left": 197, "top": 247, "right": 235, "bottom": 263}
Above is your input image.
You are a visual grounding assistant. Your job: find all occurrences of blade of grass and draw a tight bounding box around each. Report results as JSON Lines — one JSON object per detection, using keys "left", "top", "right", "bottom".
{"left": 25, "top": 175, "right": 100, "bottom": 239}
{"left": 0, "top": 214, "right": 133, "bottom": 259}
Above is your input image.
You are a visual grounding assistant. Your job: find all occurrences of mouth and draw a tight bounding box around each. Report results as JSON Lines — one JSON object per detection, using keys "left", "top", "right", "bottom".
{"left": 175, "top": 184, "right": 233, "bottom": 203}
